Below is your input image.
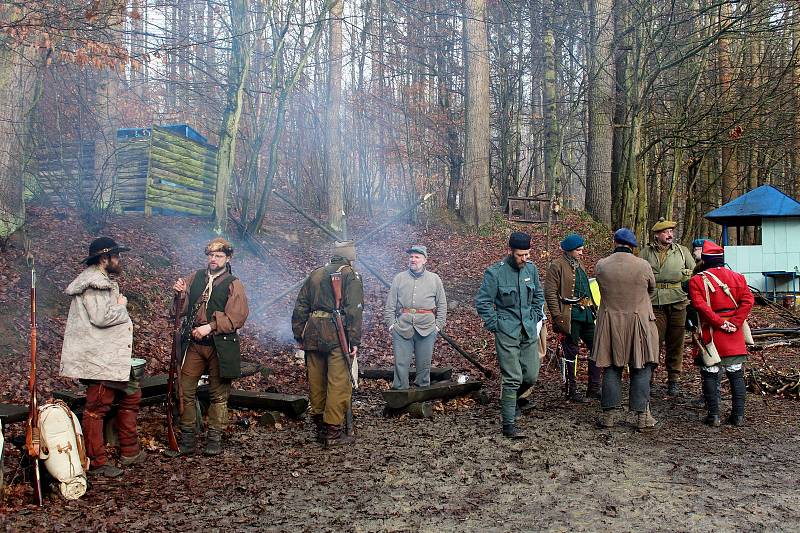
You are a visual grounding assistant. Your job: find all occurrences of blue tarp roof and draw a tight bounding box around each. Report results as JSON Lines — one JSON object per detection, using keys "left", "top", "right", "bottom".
{"left": 705, "top": 184, "right": 800, "bottom": 225}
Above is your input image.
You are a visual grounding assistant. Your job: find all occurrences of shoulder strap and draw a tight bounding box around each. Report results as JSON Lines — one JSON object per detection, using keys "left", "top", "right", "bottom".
{"left": 702, "top": 270, "right": 739, "bottom": 308}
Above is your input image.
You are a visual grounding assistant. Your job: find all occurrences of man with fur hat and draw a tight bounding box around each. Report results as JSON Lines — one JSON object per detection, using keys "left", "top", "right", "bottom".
{"left": 172, "top": 237, "right": 249, "bottom": 456}
{"left": 385, "top": 245, "right": 447, "bottom": 389}
{"left": 545, "top": 233, "right": 601, "bottom": 402}
{"left": 476, "top": 231, "right": 545, "bottom": 439}
{"left": 60, "top": 237, "right": 143, "bottom": 477}
{"left": 293, "top": 240, "right": 363, "bottom": 447}
{"left": 593, "top": 229, "right": 660, "bottom": 431}
{"left": 639, "top": 218, "right": 695, "bottom": 396}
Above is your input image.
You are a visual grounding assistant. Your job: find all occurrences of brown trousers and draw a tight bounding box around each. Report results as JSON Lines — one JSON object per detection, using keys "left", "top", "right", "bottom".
{"left": 180, "top": 342, "right": 231, "bottom": 432}
{"left": 654, "top": 303, "right": 688, "bottom": 381}
{"left": 83, "top": 384, "right": 141, "bottom": 467}
{"left": 306, "top": 348, "right": 352, "bottom": 426}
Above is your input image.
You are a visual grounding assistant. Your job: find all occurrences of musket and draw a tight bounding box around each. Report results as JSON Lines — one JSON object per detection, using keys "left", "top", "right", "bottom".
{"left": 330, "top": 271, "right": 356, "bottom": 437}
{"left": 25, "top": 253, "right": 43, "bottom": 506}
{"left": 166, "top": 292, "right": 186, "bottom": 452}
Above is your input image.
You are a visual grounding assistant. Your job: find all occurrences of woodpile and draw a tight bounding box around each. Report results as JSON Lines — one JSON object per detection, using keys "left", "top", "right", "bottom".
{"left": 748, "top": 366, "right": 800, "bottom": 400}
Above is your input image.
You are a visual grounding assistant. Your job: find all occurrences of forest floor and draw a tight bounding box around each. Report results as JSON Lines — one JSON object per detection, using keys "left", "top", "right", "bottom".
{"left": 1, "top": 205, "right": 799, "bottom": 532}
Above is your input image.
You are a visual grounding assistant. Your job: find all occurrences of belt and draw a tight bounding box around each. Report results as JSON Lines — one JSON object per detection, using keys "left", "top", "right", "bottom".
{"left": 401, "top": 308, "right": 435, "bottom": 314}
{"left": 311, "top": 310, "right": 333, "bottom": 318}
{"left": 656, "top": 282, "right": 682, "bottom": 289}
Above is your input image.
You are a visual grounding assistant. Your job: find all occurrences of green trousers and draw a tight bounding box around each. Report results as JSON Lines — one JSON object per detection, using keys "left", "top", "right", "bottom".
{"left": 306, "top": 348, "right": 352, "bottom": 426}
{"left": 496, "top": 328, "right": 540, "bottom": 425}
{"left": 654, "top": 303, "right": 688, "bottom": 381}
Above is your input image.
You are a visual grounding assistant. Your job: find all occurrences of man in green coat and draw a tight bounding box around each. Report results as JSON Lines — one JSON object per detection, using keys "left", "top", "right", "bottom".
{"left": 292, "top": 240, "right": 364, "bottom": 447}
{"left": 639, "top": 218, "right": 695, "bottom": 396}
{"left": 476, "top": 232, "right": 545, "bottom": 439}
{"left": 173, "top": 238, "right": 250, "bottom": 456}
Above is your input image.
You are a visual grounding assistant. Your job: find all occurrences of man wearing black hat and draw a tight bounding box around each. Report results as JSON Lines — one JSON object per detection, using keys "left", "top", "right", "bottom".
{"left": 476, "top": 231, "right": 545, "bottom": 438}
{"left": 545, "top": 233, "right": 601, "bottom": 401}
{"left": 60, "top": 237, "right": 143, "bottom": 478}
{"left": 384, "top": 245, "right": 447, "bottom": 389}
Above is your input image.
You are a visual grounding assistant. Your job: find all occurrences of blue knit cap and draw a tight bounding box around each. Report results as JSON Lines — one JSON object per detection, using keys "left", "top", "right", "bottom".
{"left": 560, "top": 233, "right": 585, "bottom": 251}
{"left": 691, "top": 238, "right": 709, "bottom": 249}
{"left": 613, "top": 228, "right": 638, "bottom": 248}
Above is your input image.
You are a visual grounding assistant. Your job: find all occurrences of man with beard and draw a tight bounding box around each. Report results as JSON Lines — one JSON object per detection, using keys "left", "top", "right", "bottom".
{"left": 60, "top": 237, "right": 143, "bottom": 477}
{"left": 639, "top": 218, "right": 695, "bottom": 396}
{"left": 476, "top": 232, "right": 545, "bottom": 439}
{"left": 172, "top": 238, "right": 249, "bottom": 456}
{"left": 384, "top": 245, "right": 447, "bottom": 389}
{"left": 293, "top": 240, "right": 363, "bottom": 447}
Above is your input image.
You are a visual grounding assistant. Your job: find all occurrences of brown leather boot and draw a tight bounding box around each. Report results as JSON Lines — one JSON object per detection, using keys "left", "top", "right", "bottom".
{"left": 596, "top": 408, "right": 620, "bottom": 428}
{"left": 324, "top": 424, "right": 354, "bottom": 448}
{"left": 636, "top": 405, "right": 658, "bottom": 432}
{"left": 312, "top": 414, "right": 325, "bottom": 444}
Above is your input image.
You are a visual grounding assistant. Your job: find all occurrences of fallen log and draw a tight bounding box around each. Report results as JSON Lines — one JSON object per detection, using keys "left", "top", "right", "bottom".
{"left": 359, "top": 366, "right": 452, "bottom": 383}
{"left": 0, "top": 403, "right": 28, "bottom": 425}
{"left": 381, "top": 380, "right": 482, "bottom": 410}
{"left": 52, "top": 361, "right": 267, "bottom": 407}
{"left": 196, "top": 388, "right": 308, "bottom": 418}
{"left": 384, "top": 402, "right": 433, "bottom": 419}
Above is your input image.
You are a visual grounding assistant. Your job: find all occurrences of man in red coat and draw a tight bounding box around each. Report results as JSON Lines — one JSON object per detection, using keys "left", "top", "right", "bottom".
{"left": 688, "top": 241, "right": 754, "bottom": 427}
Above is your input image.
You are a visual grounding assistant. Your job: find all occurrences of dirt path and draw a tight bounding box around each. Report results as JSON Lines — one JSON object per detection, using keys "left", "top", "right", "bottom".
{"left": 3, "top": 377, "right": 798, "bottom": 532}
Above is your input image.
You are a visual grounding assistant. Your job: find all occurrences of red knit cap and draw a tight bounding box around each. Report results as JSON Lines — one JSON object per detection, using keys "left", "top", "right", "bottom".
{"left": 701, "top": 240, "right": 724, "bottom": 257}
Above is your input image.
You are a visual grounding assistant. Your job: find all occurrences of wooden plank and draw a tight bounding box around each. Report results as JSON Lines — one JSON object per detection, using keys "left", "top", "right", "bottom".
{"left": 196, "top": 388, "right": 308, "bottom": 418}
{"left": 147, "top": 189, "right": 214, "bottom": 209}
{"left": 359, "top": 366, "right": 452, "bottom": 383}
{"left": 149, "top": 144, "right": 217, "bottom": 175}
{"left": 149, "top": 182, "right": 215, "bottom": 202}
{"left": 0, "top": 403, "right": 28, "bottom": 424}
{"left": 148, "top": 165, "right": 215, "bottom": 191}
{"left": 51, "top": 362, "right": 267, "bottom": 408}
{"left": 381, "top": 380, "right": 482, "bottom": 410}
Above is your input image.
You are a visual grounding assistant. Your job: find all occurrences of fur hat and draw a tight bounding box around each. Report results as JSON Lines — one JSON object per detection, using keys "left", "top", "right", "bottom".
{"left": 205, "top": 237, "right": 234, "bottom": 257}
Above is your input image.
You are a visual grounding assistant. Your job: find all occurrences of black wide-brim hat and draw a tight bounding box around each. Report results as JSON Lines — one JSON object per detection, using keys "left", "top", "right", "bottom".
{"left": 82, "top": 236, "right": 131, "bottom": 263}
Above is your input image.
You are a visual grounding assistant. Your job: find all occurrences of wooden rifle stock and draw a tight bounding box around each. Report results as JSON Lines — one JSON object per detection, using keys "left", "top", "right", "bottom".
{"left": 330, "top": 272, "right": 355, "bottom": 436}
{"left": 166, "top": 293, "right": 186, "bottom": 452}
{"left": 25, "top": 256, "right": 43, "bottom": 506}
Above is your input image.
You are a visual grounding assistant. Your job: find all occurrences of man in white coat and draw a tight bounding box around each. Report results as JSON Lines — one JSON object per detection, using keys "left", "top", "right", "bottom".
{"left": 60, "top": 237, "right": 143, "bottom": 477}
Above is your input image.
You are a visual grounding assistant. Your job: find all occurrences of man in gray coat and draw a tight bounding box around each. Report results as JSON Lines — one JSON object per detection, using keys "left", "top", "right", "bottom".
{"left": 385, "top": 245, "right": 447, "bottom": 389}
{"left": 60, "top": 237, "right": 143, "bottom": 478}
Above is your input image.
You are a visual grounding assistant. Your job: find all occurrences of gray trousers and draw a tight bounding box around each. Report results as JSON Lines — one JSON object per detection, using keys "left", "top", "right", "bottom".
{"left": 392, "top": 329, "right": 437, "bottom": 389}
{"left": 601, "top": 363, "right": 655, "bottom": 412}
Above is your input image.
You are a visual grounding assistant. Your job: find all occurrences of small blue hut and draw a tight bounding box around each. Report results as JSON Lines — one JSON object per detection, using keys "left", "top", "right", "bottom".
{"left": 705, "top": 184, "right": 800, "bottom": 299}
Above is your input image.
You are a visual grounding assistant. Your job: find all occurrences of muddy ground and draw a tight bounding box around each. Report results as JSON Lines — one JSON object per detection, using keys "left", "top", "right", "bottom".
{"left": 1, "top": 206, "right": 799, "bottom": 532}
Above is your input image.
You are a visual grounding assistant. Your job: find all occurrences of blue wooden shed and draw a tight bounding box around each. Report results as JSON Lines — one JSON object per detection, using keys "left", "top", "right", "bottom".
{"left": 705, "top": 184, "right": 800, "bottom": 298}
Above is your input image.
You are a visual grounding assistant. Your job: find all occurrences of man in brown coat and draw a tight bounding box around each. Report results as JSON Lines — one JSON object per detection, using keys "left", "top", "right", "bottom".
{"left": 592, "top": 229, "right": 660, "bottom": 431}
{"left": 545, "top": 233, "right": 601, "bottom": 401}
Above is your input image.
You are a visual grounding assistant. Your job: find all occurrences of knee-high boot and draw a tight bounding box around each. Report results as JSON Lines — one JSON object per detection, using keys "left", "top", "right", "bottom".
{"left": 701, "top": 370, "right": 720, "bottom": 426}
{"left": 727, "top": 368, "right": 746, "bottom": 426}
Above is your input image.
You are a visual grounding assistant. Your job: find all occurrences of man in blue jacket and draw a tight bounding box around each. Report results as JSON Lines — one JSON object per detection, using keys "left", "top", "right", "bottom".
{"left": 476, "top": 232, "right": 545, "bottom": 439}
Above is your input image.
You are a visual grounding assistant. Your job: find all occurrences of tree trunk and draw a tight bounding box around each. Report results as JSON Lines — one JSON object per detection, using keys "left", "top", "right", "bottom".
{"left": 584, "top": 0, "right": 615, "bottom": 225}
{"left": 214, "top": 0, "right": 251, "bottom": 232}
{"left": 0, "top": 7, "right": 37, "bottom": 237}
{"left": 462, "top": 0, "right": 491, "bottom": 227}
{"left": 324, "top": 0, "right": 345, "bottom": 232}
